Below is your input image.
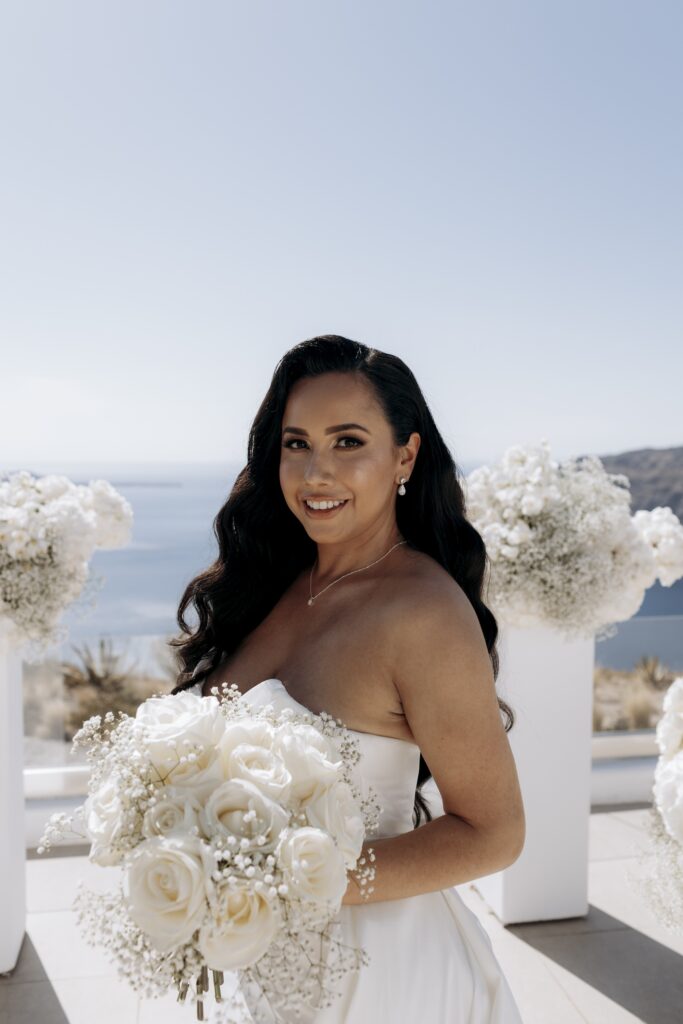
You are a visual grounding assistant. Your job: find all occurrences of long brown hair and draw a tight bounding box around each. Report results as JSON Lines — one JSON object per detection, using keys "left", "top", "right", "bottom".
{"left": 169, "top": 334, "right": 514, "bottom": 827}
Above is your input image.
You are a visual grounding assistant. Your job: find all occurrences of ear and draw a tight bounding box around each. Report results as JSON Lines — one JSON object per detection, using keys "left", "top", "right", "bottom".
{"left": 398, "top": 431, "right": 421, "bottom": 479}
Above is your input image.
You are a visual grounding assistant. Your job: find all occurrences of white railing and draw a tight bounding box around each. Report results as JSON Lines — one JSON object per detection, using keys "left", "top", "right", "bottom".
{"left": 24, "top": 765, "right": 89, "bottom": 799}
{"left": 591, "top": 730, "right": 659, "bottom": 759}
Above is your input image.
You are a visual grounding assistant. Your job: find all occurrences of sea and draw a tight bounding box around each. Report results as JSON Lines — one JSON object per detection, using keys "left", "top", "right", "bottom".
{"left": 9, "top": 461, "right": 683, "bottom": 673}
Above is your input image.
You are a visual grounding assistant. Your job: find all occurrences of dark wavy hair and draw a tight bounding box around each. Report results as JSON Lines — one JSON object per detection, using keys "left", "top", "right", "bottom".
{"left": 169, "top": 334, "right": 514, "bottom": 827}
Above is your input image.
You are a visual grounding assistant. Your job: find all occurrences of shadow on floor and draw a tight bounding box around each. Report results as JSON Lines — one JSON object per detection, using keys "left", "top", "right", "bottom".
{"left": 508, "top": 904, "right": 683, "bottom": 1024}
{"left": 0, "top": 934, "right": 69, "bottom": 1024}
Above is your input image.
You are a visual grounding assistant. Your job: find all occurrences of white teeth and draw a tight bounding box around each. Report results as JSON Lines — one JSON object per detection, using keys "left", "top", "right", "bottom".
{"left": 305, "top": 499, "right": 346, "bottom": 510}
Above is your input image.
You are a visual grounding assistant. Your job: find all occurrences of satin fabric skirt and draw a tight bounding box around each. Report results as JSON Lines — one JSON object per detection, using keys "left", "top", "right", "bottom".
{"left": 231, "top": 885, "right": 523, "bottom": 1023}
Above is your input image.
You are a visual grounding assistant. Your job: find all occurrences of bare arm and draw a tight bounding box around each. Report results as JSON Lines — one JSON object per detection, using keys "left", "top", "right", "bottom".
{"left": 344, "top": 815, "right": 518, "bottom": 905}
{"left": 343, "top": 582, "right": 525, "bottom": 905}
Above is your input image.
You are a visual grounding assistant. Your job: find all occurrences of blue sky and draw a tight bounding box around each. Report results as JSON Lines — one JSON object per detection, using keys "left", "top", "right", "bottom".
{"left": 1, "top": 0, "right": 681, "bottom": 469}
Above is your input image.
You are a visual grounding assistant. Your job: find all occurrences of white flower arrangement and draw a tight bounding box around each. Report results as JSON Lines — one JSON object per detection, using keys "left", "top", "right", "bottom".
{"left": 627, "top": 676, "right": 683, "bottom": 935}
{"left": 39, "top": 682, "right": 381, "bottom": 1023}
{"left": 465, "top": 439, "right": 683, "bottom": 641}
{"left": 0, "top": 469, "right": 133, "bottom": 658}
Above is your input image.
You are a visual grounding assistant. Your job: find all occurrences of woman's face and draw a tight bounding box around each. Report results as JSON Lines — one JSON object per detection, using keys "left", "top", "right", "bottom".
{"left": 279, "top": 371, "right": 419, "bottom": 542}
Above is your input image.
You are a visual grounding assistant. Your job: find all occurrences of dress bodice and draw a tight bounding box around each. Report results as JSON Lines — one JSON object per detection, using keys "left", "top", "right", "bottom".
{"left": 187, "top": 676, "right": 422, "bottom": 838}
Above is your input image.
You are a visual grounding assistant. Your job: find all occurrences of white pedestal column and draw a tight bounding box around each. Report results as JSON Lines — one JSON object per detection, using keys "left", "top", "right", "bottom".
{"left": 473, "top": 622, "right": 595, "bottom": 924}
{"left": 0, "top": 618, "right": 26, "bottom": 973}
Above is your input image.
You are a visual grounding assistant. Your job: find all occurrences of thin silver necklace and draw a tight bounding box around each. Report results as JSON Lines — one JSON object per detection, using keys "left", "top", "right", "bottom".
{"left": 308, "top": 540, "right": 407, "bottom": 606}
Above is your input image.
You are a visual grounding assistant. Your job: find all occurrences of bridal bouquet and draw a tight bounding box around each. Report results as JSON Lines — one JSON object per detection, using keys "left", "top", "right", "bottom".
{"left": 465, "top": 439, "right": 683, "bottom": 641}
{"left": 39, "top": 682, "right": 381, "bottom": 1022}
{"left": 628, "top": 676, "right": 683, "bottom": 936}
{"left": 0, "top": 468, "right": 133, "bottom": 659}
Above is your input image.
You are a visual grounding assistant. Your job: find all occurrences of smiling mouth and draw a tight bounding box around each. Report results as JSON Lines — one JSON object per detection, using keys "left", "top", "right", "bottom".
{"left": 302, "top": 499, "right": 349, "bottom": 514}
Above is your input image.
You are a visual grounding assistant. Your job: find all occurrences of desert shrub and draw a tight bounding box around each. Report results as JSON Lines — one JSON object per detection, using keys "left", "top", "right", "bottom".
{"left": 23, "top": 637, "right": 174, "bottom": 743}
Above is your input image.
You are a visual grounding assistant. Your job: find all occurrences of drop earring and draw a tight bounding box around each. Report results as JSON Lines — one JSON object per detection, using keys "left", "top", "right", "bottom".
{"left": 398, "top": 477, "right": 407, "bottom": 495}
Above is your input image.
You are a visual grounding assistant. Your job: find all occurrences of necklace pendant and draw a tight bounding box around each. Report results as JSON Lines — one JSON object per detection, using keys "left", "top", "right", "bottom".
{"left": 307, "top": 598, "right": 314, "bottom": 606}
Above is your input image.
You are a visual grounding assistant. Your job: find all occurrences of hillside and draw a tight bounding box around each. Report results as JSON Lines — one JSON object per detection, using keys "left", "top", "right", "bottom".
{"left": 589, "top": 445, "right": 683, "bottom": 518}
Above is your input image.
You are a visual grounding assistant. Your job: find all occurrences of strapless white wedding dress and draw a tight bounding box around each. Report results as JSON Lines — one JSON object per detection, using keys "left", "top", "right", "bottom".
{"left": 188, "top": 676, "right": 523, "bottom": 1023}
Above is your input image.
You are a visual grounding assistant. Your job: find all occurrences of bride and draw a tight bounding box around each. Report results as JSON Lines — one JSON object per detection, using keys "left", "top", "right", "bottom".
{"left": 171, "top": 334, "right": 526, "bottom": 1022}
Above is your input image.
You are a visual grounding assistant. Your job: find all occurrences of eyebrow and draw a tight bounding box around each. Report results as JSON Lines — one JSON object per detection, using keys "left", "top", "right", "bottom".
{"left": 282, "top": 422, "right": 371, "bottom": 436}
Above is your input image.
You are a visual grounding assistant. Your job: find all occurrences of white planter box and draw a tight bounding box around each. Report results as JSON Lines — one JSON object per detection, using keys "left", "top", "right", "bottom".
{"left": 472, "top": 622, "right": 595, "bottom": 924}
{"left": 0, "top": 619, "right": 26, "bottom": 973}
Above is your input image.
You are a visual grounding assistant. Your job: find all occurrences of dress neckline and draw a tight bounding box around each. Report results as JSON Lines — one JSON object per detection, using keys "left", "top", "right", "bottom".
{"left": 243, "top": 678, "right": 419, "bottom": 750}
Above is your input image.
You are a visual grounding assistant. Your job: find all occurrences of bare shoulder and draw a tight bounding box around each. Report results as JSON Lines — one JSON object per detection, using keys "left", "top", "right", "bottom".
{"left": 380, "top": 547, "right": 479, "bottom": 640}
{"left": 382, "top": 548, "right": 491, "bottom": 706}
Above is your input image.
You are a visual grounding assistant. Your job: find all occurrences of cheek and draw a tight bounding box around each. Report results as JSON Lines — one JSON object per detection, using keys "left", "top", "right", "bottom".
{"left": 279, "top": 461, "right": 301, "bottom": 503}
{"left": 342, "top": 457, "right": 391, "bottom": 502}
{"left": 346, "top": 452, "right": 386, "bottom": 481}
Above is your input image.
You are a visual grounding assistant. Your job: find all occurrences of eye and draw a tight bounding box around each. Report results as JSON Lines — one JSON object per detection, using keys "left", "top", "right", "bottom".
{"left": 282, "top": 436, "right": 363, "bottom": 450}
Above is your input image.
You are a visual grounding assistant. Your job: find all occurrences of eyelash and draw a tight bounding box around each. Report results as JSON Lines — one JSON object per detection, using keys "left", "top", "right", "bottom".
{"left": 282, "top": 436, "right": 363, "bottom": 450}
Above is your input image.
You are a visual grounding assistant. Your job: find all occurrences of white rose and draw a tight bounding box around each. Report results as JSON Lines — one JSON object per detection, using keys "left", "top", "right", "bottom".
{"left": 226, "top": 745, "right": 293, "bottom": 803}
{"left": 199, "top": 778, "right": 289, "bottom": 852}
{"left": 163, "top": 745, "right": 225, "bottom": 798}
{"left": 304, "top": 780, "right": 365, "bottom": 869}
{"left": 656, "top": 677, "right": 683, "bottom": 761}
{"left": 220, "top": 721, "right": 292, "bottom": 803}
{"left": 217, "top": 719, "right": 281, "bottom": 777}
{"left": 276, "top": 827, "right": 348, "bottom": 907}
{"left": 87, "top": 478, "right": 134, "bottom": 548}
{"left": 218, "top": 718, "right": 279, "bottom": 762}
{"left": 123, "top": 835, "right": 212, "bottom": 952}
{"left": 34, "top": 474, "right": 70, "bottom": 500}
{"left": 84, "top": 778, "right": 126, "bottom": 866}
{"left": 654, "top": 751, "right": 683, "bottom": 844}
{"left": 135, "top": 692, "right": 225, "bottom": 793}
{"left": 198, "top": 880, "right": 279, "bottom": 970}
{"left": 141, "top": 786, "right": 204, "bottom": 840}
{"left": 272, "top": 722, "right": 342, "bottom": 805}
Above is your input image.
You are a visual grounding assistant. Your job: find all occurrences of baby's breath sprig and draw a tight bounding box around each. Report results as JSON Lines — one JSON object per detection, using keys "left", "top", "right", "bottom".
{"left": 627, "top": 805, "right": 683, "bottom": 936}
{"left": 236, "top": 894, "right": 372, "bottom": 1020}
{"left": 348, "top": 846, "right": 377, "bottom": 901}
{"left": 37, "top": 807, "right": 88, "bottom": 854}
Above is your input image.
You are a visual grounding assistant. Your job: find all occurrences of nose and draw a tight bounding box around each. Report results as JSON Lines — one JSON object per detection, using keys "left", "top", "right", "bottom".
{"left": 302, "top": 447, "right": 335, "bottom": 486}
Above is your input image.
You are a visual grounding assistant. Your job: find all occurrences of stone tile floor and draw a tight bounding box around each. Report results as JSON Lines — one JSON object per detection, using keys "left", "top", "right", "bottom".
{"left": 2, "top": 803, "right": 681, "bottom": 1024}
